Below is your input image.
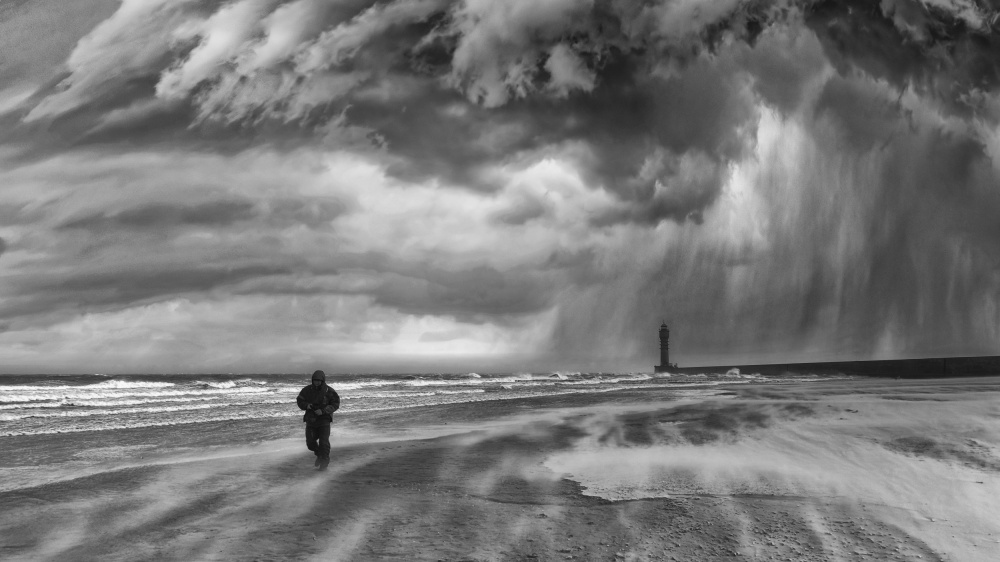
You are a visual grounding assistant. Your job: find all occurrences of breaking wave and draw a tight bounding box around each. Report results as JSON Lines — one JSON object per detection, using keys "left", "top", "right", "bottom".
{"left": 0, "top": 370, "right": 852, "bottom": 437}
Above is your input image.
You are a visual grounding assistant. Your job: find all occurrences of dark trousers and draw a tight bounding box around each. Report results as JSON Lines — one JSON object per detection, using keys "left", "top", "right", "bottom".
{"left": 305, "top": 424, "right": 331, "bottom": 460}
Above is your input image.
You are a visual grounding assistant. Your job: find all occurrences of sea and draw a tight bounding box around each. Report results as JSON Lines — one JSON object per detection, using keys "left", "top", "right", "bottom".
{"left": 0, "top": 370, "right": 852, "bottom": 438}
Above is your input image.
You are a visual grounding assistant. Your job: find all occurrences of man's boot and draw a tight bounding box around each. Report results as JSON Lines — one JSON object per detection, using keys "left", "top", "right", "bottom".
{"left": 314, "top": 455, "right": 321, "bottom": 467}
{"left": 318, "top": 457, "right": 329, "bottom": 471}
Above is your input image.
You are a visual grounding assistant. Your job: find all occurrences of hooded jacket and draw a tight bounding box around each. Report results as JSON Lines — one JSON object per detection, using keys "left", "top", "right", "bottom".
{"left": 296, "top": 374, "right": 340, "bottom": 426}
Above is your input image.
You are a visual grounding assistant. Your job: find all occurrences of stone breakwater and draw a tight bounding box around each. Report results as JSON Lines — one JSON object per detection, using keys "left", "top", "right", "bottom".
{"left": 673, "top": 355, "right": 1000, "bottom": 378}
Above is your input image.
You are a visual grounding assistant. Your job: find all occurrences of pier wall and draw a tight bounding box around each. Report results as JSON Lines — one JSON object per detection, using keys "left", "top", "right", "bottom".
{"left": 669, "top": 356, "right": 1000, "bottom": 378}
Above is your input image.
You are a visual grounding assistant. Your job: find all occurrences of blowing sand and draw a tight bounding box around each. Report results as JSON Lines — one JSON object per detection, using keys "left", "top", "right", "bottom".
{"left": 2, "top": 376, "right": 1000, "bottom": 561}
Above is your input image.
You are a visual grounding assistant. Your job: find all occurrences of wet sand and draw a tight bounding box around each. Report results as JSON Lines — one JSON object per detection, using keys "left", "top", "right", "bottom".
{"left": 2, "top": 377, "right": 1000, "bottom": 561}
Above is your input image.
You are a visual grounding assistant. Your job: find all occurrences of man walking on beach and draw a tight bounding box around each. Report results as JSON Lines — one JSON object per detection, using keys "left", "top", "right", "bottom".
{"left": 296, "top": 370, "right": 340, "bottom": 470}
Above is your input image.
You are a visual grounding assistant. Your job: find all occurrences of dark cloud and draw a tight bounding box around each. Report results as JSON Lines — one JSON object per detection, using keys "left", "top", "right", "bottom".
{"left": 0, "top": 202, "right": 51, "bottom": 227}
{"left": 0, "top": 0, "right": 120, "bottom": 92}
{"left": 13, "top": 0, "right": 999, "bottom": 205}
{"left": 738, "top": 26, "right": 828, "bottom": 112}
{"left": 490, "top": 196, "right": 548, "bottom": 226}
{"left": 227, "top": 254, "right": 556, "bottom": 321}
{"left": 9, "top": 0, "right": 799, "bottom": 225}
{"left": 55, "top": 264, "right": 293, "bottom": 302}
{"left": 59, "top": 200, "right": 258, "bottom": 231}
{"left": 814, "top": 75, "right": 907, "bottom": 151}
{"left": 342, "top": 45, "right": 758, "bottom": 224}
{"left": 0, "top": 263, "right": 296, "bottom": 322}
{"left": 263, "top": 198, "right": 347, "bottom": 229}
{"left": 4, "top": 1, "right": 847, "bottom": 234}
{"left": 55, "top": 198, "right": 347, "bottom": 233}
{"left": 372, "top": 265, "right": 554, "bottom": 319}
{"left": 806, "top": 0, "right": 1000, "bottom": 116}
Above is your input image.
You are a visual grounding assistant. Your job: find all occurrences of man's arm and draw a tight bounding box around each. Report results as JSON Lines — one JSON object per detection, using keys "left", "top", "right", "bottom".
{"left": 322, "top": 388, "right": 340, "bottom": 415}
{"left": 296, "top": 388, "right": 312, "bottom": 411}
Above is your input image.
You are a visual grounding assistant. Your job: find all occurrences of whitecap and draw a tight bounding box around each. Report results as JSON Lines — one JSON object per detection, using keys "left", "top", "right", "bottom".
{"left": 85, "top": 380, "right": 176, "bottom": 389}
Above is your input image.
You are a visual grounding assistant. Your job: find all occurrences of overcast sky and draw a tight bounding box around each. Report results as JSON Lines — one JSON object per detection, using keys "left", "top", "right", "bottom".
{"left": 1, "top": 0, "right": 1000, "bottom": 374}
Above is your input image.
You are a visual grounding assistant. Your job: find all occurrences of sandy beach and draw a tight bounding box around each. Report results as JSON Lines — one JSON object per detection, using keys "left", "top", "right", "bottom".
{"left": 3, "top": 376, "right": 1000, "bottom": 561}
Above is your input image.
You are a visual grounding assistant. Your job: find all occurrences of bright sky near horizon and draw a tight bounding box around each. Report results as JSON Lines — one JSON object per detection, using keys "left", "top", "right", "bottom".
{"left": 1, "top": 0, "right": 1000, "bottom": 374}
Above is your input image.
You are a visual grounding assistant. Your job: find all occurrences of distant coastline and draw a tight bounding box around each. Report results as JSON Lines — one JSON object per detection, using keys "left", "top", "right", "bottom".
{"left": 671, "top": 355, "right": 1000, "bottom": 378}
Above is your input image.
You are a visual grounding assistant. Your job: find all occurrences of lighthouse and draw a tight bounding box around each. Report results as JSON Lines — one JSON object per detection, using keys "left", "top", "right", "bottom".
{"left": 655, "top": 322, "right": 673, "bottom": 373}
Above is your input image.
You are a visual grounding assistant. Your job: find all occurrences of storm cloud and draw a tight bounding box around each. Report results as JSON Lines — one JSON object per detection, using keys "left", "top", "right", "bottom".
{"left": 1, "top": 0, "right": 1000, "bottom": 372}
